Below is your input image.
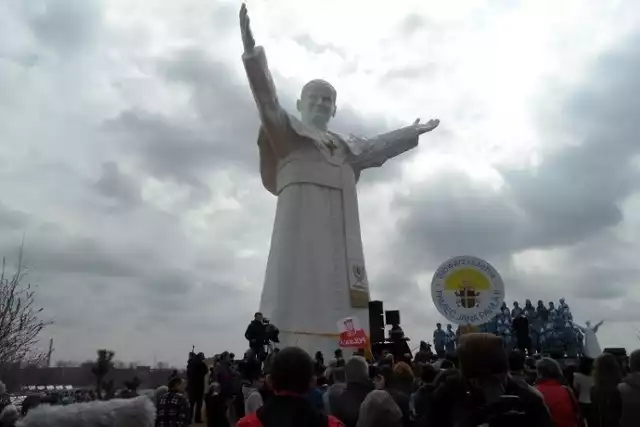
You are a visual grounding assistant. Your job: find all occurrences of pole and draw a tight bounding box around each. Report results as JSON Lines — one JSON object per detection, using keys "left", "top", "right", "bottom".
{"left": 46, "top": 338, "right": 54, "bottom": 368}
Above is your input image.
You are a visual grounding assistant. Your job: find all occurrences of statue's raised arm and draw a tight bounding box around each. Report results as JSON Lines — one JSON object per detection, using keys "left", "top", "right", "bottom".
{"left": 239, "top": 4, "right": 256, "bottom": 53}
{"left": 239, "top": 4, "right": 288, "bottom": 144}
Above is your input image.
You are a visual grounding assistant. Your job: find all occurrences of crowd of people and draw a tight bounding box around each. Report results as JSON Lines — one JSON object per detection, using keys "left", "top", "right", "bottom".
{"left": 2, "top": 330, "right": 639, "bottom": 426}
{"left": 433, "top": 298, "right": 601, "bottom": 359}
{"left": 151, "top": 332, "right": 640, "bottom": 427}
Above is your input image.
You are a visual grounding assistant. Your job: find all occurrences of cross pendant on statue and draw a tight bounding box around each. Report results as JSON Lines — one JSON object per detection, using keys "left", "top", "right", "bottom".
{"left": 325, "top": 139, "right": 338, "bottom": 156}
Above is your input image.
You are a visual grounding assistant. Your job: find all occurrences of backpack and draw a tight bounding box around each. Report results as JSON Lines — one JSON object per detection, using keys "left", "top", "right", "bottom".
{"left": 256, "top": 396, "right": 329, "bottom": 427}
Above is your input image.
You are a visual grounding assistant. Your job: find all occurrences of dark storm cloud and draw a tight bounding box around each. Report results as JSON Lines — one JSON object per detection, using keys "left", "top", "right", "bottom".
{"left": 21, "top": 230, "right": 141, "bottom": 279}
{"left": 94, "top": 162, "right": 141, "bottom": 209}
{"left": 508, "top": 36, "right": 640, "bottom": 248}
{"left": 105, "top": 109, "right": 217, "bottom": 197}
{"left": 387, "top": 32, "right": 640, "bottom": 302}
{"left": 103, "top": 47, "right": 260, "bottom": 197}
{"left": 395, "top": 170, "right": 522, "bottom": 266}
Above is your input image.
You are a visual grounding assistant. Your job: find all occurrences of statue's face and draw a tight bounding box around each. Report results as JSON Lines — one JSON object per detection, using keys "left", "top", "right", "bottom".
{"left": 297, "top": 82, "right": 336, "bottom": 127}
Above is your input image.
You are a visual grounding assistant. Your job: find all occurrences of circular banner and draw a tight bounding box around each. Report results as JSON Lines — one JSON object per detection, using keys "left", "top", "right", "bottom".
{"left": 431, "top": 255, "right": 505, "bottom": 326}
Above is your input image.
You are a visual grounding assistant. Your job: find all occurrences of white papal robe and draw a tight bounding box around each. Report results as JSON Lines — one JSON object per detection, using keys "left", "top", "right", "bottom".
{"left": 243, "top": 46, "right": 420, "bottom": 357}
{"left": 579, "top": 325, "right": 603, "bottom": 359}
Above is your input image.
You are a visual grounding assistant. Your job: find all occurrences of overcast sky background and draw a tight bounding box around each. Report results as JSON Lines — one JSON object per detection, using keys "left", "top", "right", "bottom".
{"left": 1, "top": 0, "right": 640, "bottom": 366}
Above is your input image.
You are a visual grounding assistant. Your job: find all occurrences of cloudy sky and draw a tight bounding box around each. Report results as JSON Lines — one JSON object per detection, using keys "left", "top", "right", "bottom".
{"left": 1, "top": 0, "right": 640, "bottom": 366}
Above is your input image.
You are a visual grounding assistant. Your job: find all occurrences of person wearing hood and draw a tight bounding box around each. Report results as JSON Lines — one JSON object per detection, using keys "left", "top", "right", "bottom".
{"left": 332, "top": 356, "right": 374, "bottom": 427}
{"left": 619, "top": 349, "right": 640, "bottom": 427}
{"left": 324, "top": 367, "right": 347, "bottom": 415}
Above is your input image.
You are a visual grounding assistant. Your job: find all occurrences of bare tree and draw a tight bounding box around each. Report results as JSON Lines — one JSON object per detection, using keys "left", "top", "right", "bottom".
{"left": 92, "top": 349, "right": 115, "bottom": 399}
{"left": 0, "top": 250, "right": 52, "bottom": 367}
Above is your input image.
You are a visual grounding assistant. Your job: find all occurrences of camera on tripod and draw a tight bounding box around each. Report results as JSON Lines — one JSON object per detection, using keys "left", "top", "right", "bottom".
{"left": 263, "top": 318, "right": 280, "bottom": 343}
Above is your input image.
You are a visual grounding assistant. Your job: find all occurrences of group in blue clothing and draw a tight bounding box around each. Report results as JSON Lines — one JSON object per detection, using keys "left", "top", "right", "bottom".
{"left": 433, "top": 298, "right": 585, "bottom": 357}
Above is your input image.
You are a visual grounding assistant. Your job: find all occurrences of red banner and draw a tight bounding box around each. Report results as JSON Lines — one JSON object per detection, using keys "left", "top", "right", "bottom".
{"left": 339, "top": 329, "right": 368, "bottom": 348}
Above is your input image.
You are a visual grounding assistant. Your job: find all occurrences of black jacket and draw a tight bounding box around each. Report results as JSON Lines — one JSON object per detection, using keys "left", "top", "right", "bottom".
{"left": 187, "top": 358, "right": 209, "bottom": 395}
{"left": 245, "top": 320, "right": 267, "bottom": 344}
{"left": 425, "top": 372, "right": 553, "bottom": 427}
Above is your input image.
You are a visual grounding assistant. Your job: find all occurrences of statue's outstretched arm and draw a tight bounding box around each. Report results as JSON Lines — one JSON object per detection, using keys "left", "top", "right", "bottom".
{"left": 240, "top": 4, "right": 288, "bottom": 140}
{"left": 347, "top": 119, "right": 439, "bottom": 170}
{"left": 593, "top": 320, "right": 604, "bottom": 332}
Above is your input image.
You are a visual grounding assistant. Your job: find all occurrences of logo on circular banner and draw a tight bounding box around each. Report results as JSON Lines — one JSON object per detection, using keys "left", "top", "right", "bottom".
{"left": 431, "top": 255, "right": 505, "bottom": 326}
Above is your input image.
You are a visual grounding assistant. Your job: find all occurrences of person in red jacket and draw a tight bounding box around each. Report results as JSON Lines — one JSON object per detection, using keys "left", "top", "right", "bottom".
{"left": 237, "top": 346, "right": 344, "bottom": 427}
{"left": 535, "top": 357, "right": 582, "bottom": 427}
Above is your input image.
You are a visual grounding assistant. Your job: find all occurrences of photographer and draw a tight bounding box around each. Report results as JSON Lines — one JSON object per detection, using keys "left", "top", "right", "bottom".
{"left": 245, "top": 312, "right": 267, "bottom": 358}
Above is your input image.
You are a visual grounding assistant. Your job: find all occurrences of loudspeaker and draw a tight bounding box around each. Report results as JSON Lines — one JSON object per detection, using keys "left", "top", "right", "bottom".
{"left": 385, "top": 310, "right": 400, "bottom": 326}
{"left": 368, "top": 300, "right": 385, "bottom": 344}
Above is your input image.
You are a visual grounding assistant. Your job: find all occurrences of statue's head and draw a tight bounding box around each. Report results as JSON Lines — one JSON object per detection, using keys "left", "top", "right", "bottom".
{"left": 560, "top": 297, "right": 565, "bottom": 304}
{"left": 297, "top": 79, "right": 337, "bottom": 128}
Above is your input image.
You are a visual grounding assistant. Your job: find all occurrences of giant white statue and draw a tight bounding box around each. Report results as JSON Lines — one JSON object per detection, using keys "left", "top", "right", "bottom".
{"left": 239, "top": 4, "right": 440, "bottom": 355}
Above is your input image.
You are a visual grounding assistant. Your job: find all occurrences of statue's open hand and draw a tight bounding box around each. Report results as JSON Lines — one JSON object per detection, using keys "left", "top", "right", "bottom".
{"left": 413, "top": 118, "right": 440, "bottom": 135}
{"left": 240, "top": 3, "right": 256, "bottom": 53}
